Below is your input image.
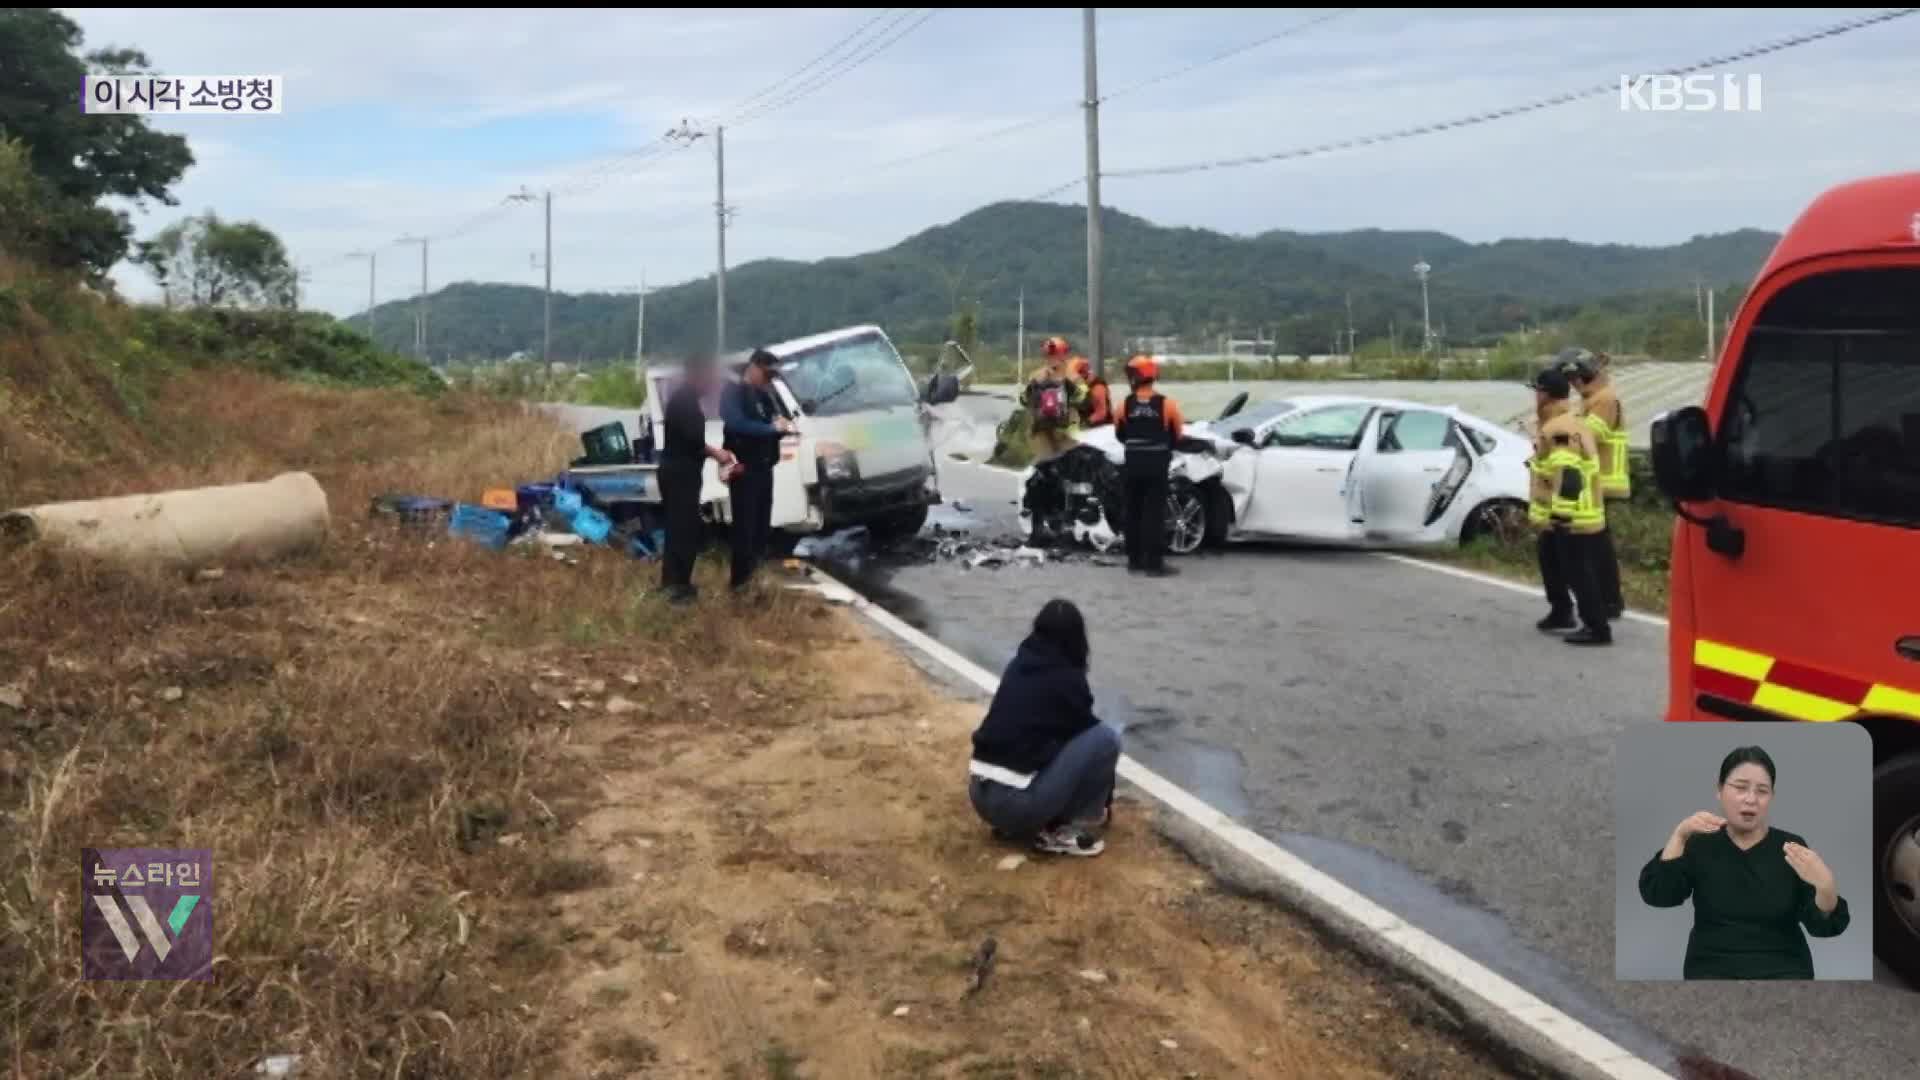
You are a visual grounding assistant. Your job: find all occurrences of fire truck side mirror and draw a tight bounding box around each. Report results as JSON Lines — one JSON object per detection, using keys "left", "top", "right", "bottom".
{"left": 1650, "top": 406, "right": 1716, "bottom": 503}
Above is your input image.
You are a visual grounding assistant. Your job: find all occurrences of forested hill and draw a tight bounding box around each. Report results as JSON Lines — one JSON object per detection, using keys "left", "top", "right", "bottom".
{"left": 348, "top": 201, "right": 1778, "bottom": 362}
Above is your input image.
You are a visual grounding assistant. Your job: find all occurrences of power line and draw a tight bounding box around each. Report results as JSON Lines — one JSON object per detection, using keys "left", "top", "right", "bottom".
{"left": 1099, "top": 9, "right": 1356, "bottom": 104}
{"left": 1100, "top": 7, "right": 1919, "bottom": 182}
{"left": 734, "top": 8, "right": 1354, "bottom": 200}
{"left": 718, "top": 8, "right": 905, "bottom": 123}
{"left": 729, "top": 9, "right": 942, "bottom": 128}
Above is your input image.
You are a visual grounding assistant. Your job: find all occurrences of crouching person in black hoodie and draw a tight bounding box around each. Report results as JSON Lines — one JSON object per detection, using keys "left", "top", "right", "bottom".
{"left": 967, "top": 598, "right": 1122, "bottom": 857}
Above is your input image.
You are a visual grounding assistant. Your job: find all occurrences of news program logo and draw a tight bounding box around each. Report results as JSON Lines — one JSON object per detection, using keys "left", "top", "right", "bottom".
{"left": 81, "top": 848, "right": 212, "bottom": 981}
{"left": 1619, "top": 73, "right": 1763, "bottom": 113}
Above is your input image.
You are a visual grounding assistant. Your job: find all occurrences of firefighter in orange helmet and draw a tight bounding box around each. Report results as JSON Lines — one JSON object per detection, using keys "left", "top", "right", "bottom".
{"left": 1114, "top": 354, "right": 1185, "bottom": 577}
{"left": 1069, "top": 355, "right": 1111, "bottom": 427}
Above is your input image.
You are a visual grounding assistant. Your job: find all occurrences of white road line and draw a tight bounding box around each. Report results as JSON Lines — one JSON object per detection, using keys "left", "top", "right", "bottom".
{"left": 798, "top": 567, "right": 1676, "bottom": 1080}
{"left": 1376, "top": 553, "right": 1670, "bottom": 628}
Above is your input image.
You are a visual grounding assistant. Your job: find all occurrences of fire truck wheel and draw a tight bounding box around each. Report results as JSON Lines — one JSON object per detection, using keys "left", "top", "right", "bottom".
{"left": 1872, "top": 750, "right": 1920, "bottom": 986}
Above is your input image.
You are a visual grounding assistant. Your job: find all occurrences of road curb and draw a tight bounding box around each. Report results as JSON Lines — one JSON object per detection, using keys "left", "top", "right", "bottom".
{"left": 791, "top": 565, "right": 1677, "bottom": 1080}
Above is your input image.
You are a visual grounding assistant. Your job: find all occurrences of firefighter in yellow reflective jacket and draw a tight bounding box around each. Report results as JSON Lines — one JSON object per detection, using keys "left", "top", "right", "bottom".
{"left": 1563, "top": 348, "right": 1628, "bottom": 619}
{"left": 1527, "top": 364, "right": 1612, "bottom": 646}
{"left": 1024, "top": 337, "right": 1088, "bottom": 465}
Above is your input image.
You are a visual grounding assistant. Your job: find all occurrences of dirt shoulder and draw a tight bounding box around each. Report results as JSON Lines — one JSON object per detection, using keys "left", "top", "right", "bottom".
{"left": 2, "top": 366, "right": 1520, "bottom": 1079}
{"left": 546, "top": 608, "right": 1520, "bottom": 1080}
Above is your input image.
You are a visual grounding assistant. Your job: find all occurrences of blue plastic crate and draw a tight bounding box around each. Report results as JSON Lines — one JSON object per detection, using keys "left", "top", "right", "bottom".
{"left": 516, "top": 482, "right": 558, "bottom": 509}
{"left": 571, "top": 506, "right": 612, "bottom": 545}
{"left": 553, "top": 488, "right": 584, "bottom": 516}
{"left": 448, "top": 503, "right": 512, "bottom": 550}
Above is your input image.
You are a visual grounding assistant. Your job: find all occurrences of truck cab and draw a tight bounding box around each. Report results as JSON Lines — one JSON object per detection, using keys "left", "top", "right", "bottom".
{"left": 1649, "top": 171, "right": 1920, "bottom": 984}
{"left": 595, "top": 324, "right": 942, "bottom": 545}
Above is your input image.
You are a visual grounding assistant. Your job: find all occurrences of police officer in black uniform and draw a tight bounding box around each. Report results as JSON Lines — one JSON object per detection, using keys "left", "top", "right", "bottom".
{"left": 720, "top": 348, "right": 794, "bottom": 593}
{"left": 657, "top": 354, "right": 736, "bottom": 606}
{"left": 1114, "top": 354, "right": 1183, "bottom": 578}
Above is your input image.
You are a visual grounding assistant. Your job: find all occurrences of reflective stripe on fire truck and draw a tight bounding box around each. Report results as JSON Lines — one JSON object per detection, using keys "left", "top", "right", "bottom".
{"left": 1692, "top": 638, "right": 1920, "bottom": 722}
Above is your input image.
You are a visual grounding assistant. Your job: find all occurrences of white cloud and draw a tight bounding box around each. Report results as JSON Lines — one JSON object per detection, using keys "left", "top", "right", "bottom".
{"left": 59, "top": 7, "right": 1920, "bottom": 319}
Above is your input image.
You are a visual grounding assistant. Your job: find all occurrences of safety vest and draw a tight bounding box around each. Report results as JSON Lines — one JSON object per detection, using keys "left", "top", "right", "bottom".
{"left": 1542, "top": 447, "right": 1606, "bottom": 534}
{"left": 1580, "top": 387, "right": 1631, "bottom": 500}
{"left": 1118, "top": 393, "right": 1172, "bottom": 478}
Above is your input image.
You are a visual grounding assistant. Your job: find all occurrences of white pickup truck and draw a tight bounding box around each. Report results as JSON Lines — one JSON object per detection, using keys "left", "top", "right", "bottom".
{"left": 560, "top": 324, "right": 948, "bottom": 547}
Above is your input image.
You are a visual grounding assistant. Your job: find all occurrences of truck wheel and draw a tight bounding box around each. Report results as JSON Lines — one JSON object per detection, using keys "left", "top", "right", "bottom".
{"left": 869, "top": 506, "right": 930, "bottom": 549}
{"left": 1874, "top": 751, "right": 1920, "bottom": 985}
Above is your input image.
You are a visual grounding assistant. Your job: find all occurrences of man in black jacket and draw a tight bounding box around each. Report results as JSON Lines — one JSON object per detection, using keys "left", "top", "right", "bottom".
{"left": 657, "top": 354, "right": 736, "bottom": 605}
{"left": 720, "top": 348, "right": 794, "bottom": 592}
{"left": 967, "top": 598, "right": 1121, "bottom": 856}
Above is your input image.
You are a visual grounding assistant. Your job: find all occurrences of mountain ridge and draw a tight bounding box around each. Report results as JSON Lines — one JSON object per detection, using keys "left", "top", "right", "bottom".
{"left": 346, "top": 201, "right": 1777, "bottom": 362}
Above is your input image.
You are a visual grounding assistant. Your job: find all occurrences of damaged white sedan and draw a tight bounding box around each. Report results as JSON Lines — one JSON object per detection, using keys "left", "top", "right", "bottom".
{"left": 1018, "top": 393, "right": 1535, "bottom": 556}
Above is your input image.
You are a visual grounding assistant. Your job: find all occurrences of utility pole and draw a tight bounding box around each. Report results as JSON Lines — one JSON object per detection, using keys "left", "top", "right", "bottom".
{"left": 1706, "top": 287, "right": 1716, "bottom": 364}
{"left": 716, "top": 124, "right": 728, "bottom": 355}
{"left": 349, "top": 250, "right": 376, "bottom": 344}
{"left": 666, "top": 119, "right": 728, "bottom": 354}
{"left": 1082, "top": 8, "right": 1105, "bottom": 379}
{"left": 636, "top": 272, "right": 646, "bottom": 382}
{"left": 504, "top": 187, "right": 552, "bottom": 377}
{"left": 543, "top": 191, "right": 552, "bottom": 376}
{"left": 1016, "top": 286, "right": 1026, "bottom": 378}
{"left": 1344, "top": 291, "right": 1356, "bottom": 364}
{"left": 1414, "top": 260, "right": 1433, "bottom": 354}
{"left": 398, "top": 235, "right": 428, "bottom": 361}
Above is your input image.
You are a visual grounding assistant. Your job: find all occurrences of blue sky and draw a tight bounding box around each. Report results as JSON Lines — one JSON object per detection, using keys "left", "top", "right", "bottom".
{"left": 63, "top": 7, "right": 1920, "bottom": 319}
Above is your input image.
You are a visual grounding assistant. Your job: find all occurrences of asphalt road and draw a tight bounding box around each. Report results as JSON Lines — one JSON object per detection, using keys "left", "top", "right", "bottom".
{"left": 544, "top": 398, "right": 1916, "bottom": 1079}
{"left": 892, "top": 457, "right": 1916, "bottom": 1080}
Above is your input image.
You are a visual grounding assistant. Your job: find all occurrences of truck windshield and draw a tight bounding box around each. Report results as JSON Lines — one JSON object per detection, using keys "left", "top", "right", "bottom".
{"left": 779, "top": 331, "right": 919, "bottom": 417}
{"left": 1719, "top": 267, "right": 1920, "bottom": 528}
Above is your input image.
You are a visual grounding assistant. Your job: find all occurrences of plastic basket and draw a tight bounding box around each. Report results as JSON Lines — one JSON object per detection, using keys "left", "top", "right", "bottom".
{"left": 448, "top": 503, "right": 512, "bottom": 550}
{"left": 578, "top": 422, "right": 632, "bottom": 465}
{"left": 481, "top": 488, "right": 518, "bottom": 512}
{"left": 552, "top": 488, "right": 584, "bottom": 516}
{"left": 516, "top": 482, "right": 558, "bottom": 509}
{"left": 571, "top": 506, "right": 613, "bottom": 545}
{"left": 369, "top": 494, "right": 452, "bottom": 528}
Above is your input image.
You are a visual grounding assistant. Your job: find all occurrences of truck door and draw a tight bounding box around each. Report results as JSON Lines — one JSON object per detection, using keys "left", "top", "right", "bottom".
{"left": 767, "top": 379, "right": 813, "bottom": 530}
{"left": 1682, "top": 260, "right": 1920, "bottom": 726}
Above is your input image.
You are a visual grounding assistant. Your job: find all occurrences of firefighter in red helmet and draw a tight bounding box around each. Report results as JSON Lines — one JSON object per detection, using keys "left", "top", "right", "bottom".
{"left": 1114, "top": 354, "right": 1185, "bottom": 577}
{"left": 1024, "top": 336, "right": 1088, "bottom": 463}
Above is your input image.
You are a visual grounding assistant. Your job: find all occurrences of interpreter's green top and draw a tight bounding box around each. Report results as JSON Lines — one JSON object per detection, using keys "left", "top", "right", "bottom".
{"left": 1638, "top": 826, "right": 1850, "bottom": 980}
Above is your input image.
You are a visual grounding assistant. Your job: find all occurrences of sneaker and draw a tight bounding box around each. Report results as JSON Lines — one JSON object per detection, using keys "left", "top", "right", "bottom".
{"left": 1032, "top": 825, "right": 1105, "bottom": 857}
{"left": 1564, "top": 627, "right": 1614, "bottom": 647}
{"left": 1536, "top": 612, "right": 1576, "bottom": 633}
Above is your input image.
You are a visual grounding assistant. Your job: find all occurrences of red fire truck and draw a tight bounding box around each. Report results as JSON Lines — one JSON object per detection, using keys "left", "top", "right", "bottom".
{"left": 1651, "top": 171, "right": 1920, "bottom": 983}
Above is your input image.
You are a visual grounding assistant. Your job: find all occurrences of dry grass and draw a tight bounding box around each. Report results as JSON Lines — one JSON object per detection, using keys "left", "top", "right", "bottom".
{"left": 0, "top": 366, "right": 840, "bottom": 1077}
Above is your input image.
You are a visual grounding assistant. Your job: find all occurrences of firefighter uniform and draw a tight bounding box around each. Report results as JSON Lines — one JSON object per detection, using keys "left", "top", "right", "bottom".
{"left": 1115, "top": 355, "right": 1184, "bottom": 577}
{"left": 1024, "top": 337, "right": 1087, "bottom": 464}
{"left": 1528, "top": 366, "right": 1611, "bottom": 645}
{"left": 1568, "top": 352, "right": 1629, "bottom": 619}
{"left": 1070, "top": 356, "right": 1112, "bottom": 427}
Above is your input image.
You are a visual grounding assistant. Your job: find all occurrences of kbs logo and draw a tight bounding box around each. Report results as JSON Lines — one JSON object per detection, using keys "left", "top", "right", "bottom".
{"left": 1619, "top": 74, "right": 1763, "bottom": 112}
{"left": 82, "top": 848, "right": 213, "bottom": 981}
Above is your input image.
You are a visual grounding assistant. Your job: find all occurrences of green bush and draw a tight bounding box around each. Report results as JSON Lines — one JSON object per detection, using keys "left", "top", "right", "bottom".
{"left": 130, "top": 307, "right": 442, "bottom": 394}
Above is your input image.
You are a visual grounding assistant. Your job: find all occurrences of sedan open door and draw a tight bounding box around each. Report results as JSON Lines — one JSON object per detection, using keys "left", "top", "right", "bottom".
{"left": 1346, "top": 406, "right": 1476, "bottom": 545}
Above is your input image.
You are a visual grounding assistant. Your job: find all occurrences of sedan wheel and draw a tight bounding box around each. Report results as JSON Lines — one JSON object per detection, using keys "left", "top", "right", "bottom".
{"left": 1166, "top": 480, "right": 1207, "bottom": 556}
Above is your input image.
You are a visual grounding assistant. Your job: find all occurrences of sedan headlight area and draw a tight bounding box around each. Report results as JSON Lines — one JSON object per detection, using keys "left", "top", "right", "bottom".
{"left": 817, "top": 447, "right": 859, "bottom": 482}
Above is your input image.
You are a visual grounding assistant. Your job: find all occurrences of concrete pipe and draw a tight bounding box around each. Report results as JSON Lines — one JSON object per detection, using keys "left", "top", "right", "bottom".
{"left": 0, "top": 471, "right": 331, "bottom": 570}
